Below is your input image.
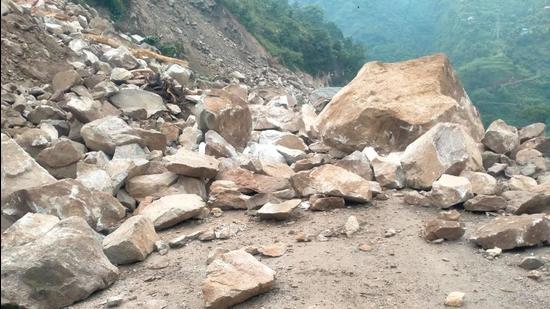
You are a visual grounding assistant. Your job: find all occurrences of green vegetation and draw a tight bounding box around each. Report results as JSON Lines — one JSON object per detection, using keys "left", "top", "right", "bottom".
{"left": 295, "top": 0, "right": 550, "bottom": 129}
{"left": 220, "top": 0, "right": 366, "bottom": 84}
{"left": 142, "top": 36, "right": 185, "bottom": 59}
{"left": 80, "top": 0, "right": 128, "bottom": 20}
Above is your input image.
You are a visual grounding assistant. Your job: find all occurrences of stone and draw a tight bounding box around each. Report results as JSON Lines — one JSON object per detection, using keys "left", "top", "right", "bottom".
{"left": 110, "top": 67, "right": 133, "bottom": 83}
{"left": 487, "top": 163, "right": 507, "bottom": 177}
{"left": 464, "top": 195, "right": 506, "bottom": 212}
{"left": 102, "top": 46, "right": 138, "bottom": 69}
{"left": 334, "top": 151, "right": 374, "bottom": 181}
{"left": 401, "top": 123, "right": 483, "bottom": 189}
{"left": 201, "top": 250, "right": 275, "bottom": 309}
{"left": 429, "top": 175, "right": 473, "bottom": 208}
{"left": 1, "top": 217, "right": 118, "bottom": 308}
{"left": 65, "top": 95, "right": 104, "bottom": 123}
{"left": 138, "top": 194, "right": 205, "bottom": 230}
{"left": 484, "top": 247, "right": 502, "bottom": 259}
{"left": 165, "top": 148, "right": 220, "bottom": 178}
{"left": 369, "top": 152, "right": 405, "bottom": 189}
{"left": 470, "top": 214, "right": 550, "bottom": 250}
{"left": 36, "top": 138, "right": 85, "bottom": 168}
{"left": 509, "top": 175, "right": 538, "bottom": 192}
{"left": 444, "top": 292, "right": 465, "bottom": 307}
{"left": 527, "top": 270, "right": 543, "bottom": 281}
{"left": 135, "top": 128, "right": 167, "bottom": 152}
{"left": 460, "top": 171, "right": 498, "bottom": 195}
{"left": 519, "top": 256, "right": 545, "bottom": 270}
{"left": 217, "top": 168, "right": 291, "bottom": 194}
{"left": 197, "top": 89, "right": 252, "bottom": 151}
{"left": 315, "top": 54, "right": 484, "bottom": 153}
{"left": 519, "top": 123, "right": 546, "bottom": 142}
{"left": 52, "top": 69, "right": 82, "bottom": 95}
{"left": 207, "top": 180, "right": 250, "bottom": 210}
{"left": 482, "top": 119, "right": 520, "bottom": 154}
{"left": 205, "top": 130, "right": 238, "bottom": 158}
{"left": 259, "top": 130, "right": 308, "bottom": 152}
{"left": 163, "top": 64, "right": 192, "bottom": 86}
{"left": 1, "top": 213, "right": 59, "bottom": 249}
{"left": 423, "top": 219, "right": 465, "bottom": 241}
{"left": 178, "top": 126, "right": 203, "bottom": 150}
{"left": 113, "top": 143, "right": 147, "bottom": 161}
{"left": 292, "top": 153, "right": 330, "bottom": 172}
{"left": 290, "top": 164, "right": 372, "bottom": 202}
{"left": 117, "top": 189, "right": 136, "bottom": 211}
{"left": 13, "top": 128, "right": 53, "bottom": 158}
{"left": 309, "top": 87, "right": 341, "bottom": 112}
{"left": 504, "top": 191, "right": 550, "bottom": 215}
{"left": 403, "top": 190, "right": 431, "bottom": 207}
{"left": 438, "top": 210, "right": 461, "bottom": 221}
{"left": 257, "top": 199, "right": 301, "bottom": 220}
{"left": 301, "top": 104, "right": 319, "bottom": 139}
{"left": 344, "top": 215, "right": 360, "bottom": 237}
{"left": 76, "top": 162, "right": 114, "bottom": 194}
{"left": 81, "top": 116, "right": 143, "bottom": 155}
{"left": 258, "top": 242, "right": 287, "bottom": 257}
{"left": 103, "top": 215, "right": 158, "bottom": 265}
{"left": 109, "top": 89, "right": 166, "bottom": 119}
{"left": 27, "top": 105, "right": 66, "bottom": 125}
{"left": 2, "top": 179, "right": 126, "bottom": 233}
{"left": 309, "top": 195, "right": 346, "bottom": 211}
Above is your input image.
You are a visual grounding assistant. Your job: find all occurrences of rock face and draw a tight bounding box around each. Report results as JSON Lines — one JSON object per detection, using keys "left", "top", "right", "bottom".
{"left": 197, "top": 89, "right": 252, "bottom": 151}
{"left": 290, "top": 164, "right": 372, "bottom": 202}
{"left": 471, "top": 214, "right": 550, "bottom": 250}
{"left": 315, "top": 54, "right": 484, "bottom": 153}
{"left": 138, "top": 194, "right": 205, "bottom": 230}
{"left": 202, "top": 249, "right": 275, "bottom": 309}
{"left": 81, "top": 116, "right": 143, "bottom": 155}
{"left": 165, "top": 149, "right": 220, "bottom": 178}
{"left": 109, "top": 89, "right": 167, "bottom": 119}
{"left": 1, "top": 217, "right": 119, "bottom": 308}
{"left": 103, "top": 215, "right": 159, "bottom": 265}
{"left": 2, "top": 179, "right": 126, "bottom": 233}
{"left": 429, "top": 175, "right": 473, "bottom": 208}
{"left": 401, "top": 123, "right": 483, "bottom": 189}
{"left": 481, "top": 119, "right": 520, "bottom": 154}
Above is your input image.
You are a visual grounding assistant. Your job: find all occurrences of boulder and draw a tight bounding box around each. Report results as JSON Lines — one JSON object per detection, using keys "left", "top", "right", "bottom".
{"left": 429, "top": 174, "right": 473, "bottom": 208}
{"left": 1, "top": 213, "right": 59, "bottom": 249}
{"left": 309, "top": 87, "right": 341, "bottom": 112}
{"left": 333, "top": 151, "right": 374, "bottom": 181}
{"left": 309, "top": 195, "right": 346, "bottom": 211}
{"left": 163, "top": 64, "right": 192, "bottom": 86}
{"left": 460, "top": 171, "right": 498, "bottom": 195}
{"left": 165, "top": 149, "right": 220, "bottom": 179}
{"left": 52, "top": 69, "right": 82, "bottom": 95}
{"left": 482, "top": 119, "right": 520, "bottom": 154}
{"left": 103, "top": 215, "right": 159, "bottom": 265}
{"left": 315, "top": 54, "right": 484, "bottom": 153}
{"left": 508, "top": 175, "right": 538, "bottom": 192}
{"left": 36, "top": 138, "right": 85, "bottom": 168}
{"left": 290, "top": 164, "right": 372, "bottom": 202}
{"left": 138, "top": 194, "right": 205, "bottom": 230}
{"left": 471, "top": 214, "right": 550, "bottom": 250}
{"left": 257, "top": 199, "right": 301, "bottom": 220}
{"left": 197, "top": 89, "right": 252, "bottom": 151}
{"left": 205, "top": 130, "right": 238, "bottom": 158}
{"left": 217, "top": 168, "right": 291, "bottom": 194}
{"left": 1, "top": 217, "right": 119, "bottom": 308}
{"left": 109, "top": 89, "right": 166, "bottom": 119}
{"left": 207, "top": 180, "right": 250, "bottom": 210}
{"left": 464, "top": 195, "right": 506, "bottom": 212}
{"left": 519, "top": 123, "right": 545, "bottom": 142}
{"left": 76, "top": 162, "right": 114, "bottom": 194}
{"left": 369, "top": 152, "right": 405, "bottom": 189}
{"left": 1, "top": 179, "right": 126, "bottom": 233}
{"left": 135, "top": 128, "right": 167, "bottom": 152}
{"left": 401, "top": 123, "right": 483, "bottom": 189}
{"left": 65, "top": 95, "right": 104, "bottom": 123}
{"left": 423, "top": 218, "right": 465, "bottom": 241}
{"left": 202, "top": 250, "right": 275, "bottom": 309}
{"left": 13, "top": 128, "right": 53, "bottom": 158}
{"left": 81, "top": 116, "right": 143, "bottom": 155}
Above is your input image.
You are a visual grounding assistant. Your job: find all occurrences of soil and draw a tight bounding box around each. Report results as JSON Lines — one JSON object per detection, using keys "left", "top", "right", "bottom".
{"left": 71, "top": 195, "right": 550, "bottom": 309}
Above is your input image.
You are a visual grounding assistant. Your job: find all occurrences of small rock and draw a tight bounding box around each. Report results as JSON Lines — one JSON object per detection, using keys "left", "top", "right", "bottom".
{"left": 519, "top": 256, "right": 544, "bottom": 270}
{"left": 258, "top": 242, "right": 287, "bottom": 257}
{"left": 438, "top": 210, "right": 461, "bottom": 221}
{"left": 154, "top": 240, "right": 169, "bottom": 255}
{"left": 484, "top": 247, "right": 502, "bottom": 260}
{"left": 105, "top": 295, "right": 124, "bottom": 308}
{"left": 344, "top": 215, "right": 360, "bottom": 237}
{"left": 527, "top": 270, "right": 543, "bottom": 281}
{"left": 257, "top": 199, "right": 301, "bottom": 220}
{"left": 444, "top": 291, "right": 465, "bottom": 307}
{"left": 423, "top": 219, "right": 465, "bottom": 241}
{"left": 384, "top": 229, "right": 397, "bottom": 238}
{"left": 358, "top": 244, "right": 373, "bottom": 252}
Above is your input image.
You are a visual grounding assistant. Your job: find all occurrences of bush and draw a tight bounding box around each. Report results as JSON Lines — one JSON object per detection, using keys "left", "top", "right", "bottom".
{"left": 80, "top": 0, "right": 128, "bottom": 20}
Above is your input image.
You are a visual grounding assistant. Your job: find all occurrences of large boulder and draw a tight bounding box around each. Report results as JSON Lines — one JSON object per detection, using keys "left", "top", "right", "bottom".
{"left": 109, "top": 89, "right": 167, "bottom": 119}
{"left": 202, "top": 250, "right": 276, "bottom": 309}
{"left": 197, "top": 89, "right": 252, "bottom": 151}
{"left": 1, "top": 217, "right": 119, "bottom": 308}
{"left": 81, "top": 116, "right": 143, "bottom": 155}
{"left": 315, "top": 54, "right": 484, "bottom": 153}
{"left": 290, "top": 164, "right": 372, "bottom": 202}
{"left": 102, "top": 215, "right": 159, "bottom": 265}
{"left": 138, "top": 194, "right": 205, "bottom": 230}
{"left": 471, "top": 214, "right": 550, "bottom": 250}
{"left": 401, "top": 123, "right": 483, "bottom": 189}
{"left": 481, "top": 119, "right": 520, "bottom": 154}
{"left": 1, "top": 213, "right": 59, "bottom": 249}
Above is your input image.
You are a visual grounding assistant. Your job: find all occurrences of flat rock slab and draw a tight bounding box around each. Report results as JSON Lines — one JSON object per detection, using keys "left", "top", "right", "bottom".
{"left": 471, "top": 214, "right": 550, "bottom": 250}
{"left": 423, "top": 218, "right": 465, "bottom": 241}
{"left": 1, "top": 213, "right": 59, "bottom": 249}
{"left": 258, "top": 242, "right": 287, "bottom": 257}
{"left": 80, "top": 116, "right": 143, "bottom": 155}
{"left": 257, "top": 199, "right": 301, "bottom": 220}
{"left": 109, "top": 88, "right": 166, "bottom": 119}
{"left": 202, "top": 249, "right": 275, "bottom": 309}
{"left": 464, "top": 195, "right": 506, "bottom": 212}
{"left": 165, "top": 149, "right": 220, "bottom": 179}
{"left": 138, "top": 194, "right": 205, "bottom": 230}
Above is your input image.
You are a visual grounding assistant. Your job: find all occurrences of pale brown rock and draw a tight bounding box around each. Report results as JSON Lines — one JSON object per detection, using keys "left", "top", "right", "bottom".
{"left": 460, "top": 171, "right": 498, "bottom": 195}
{"left": 403, "top": 190, "right": 431, "bottom": 207}
{"left": 334, "top": 151, "right": 374, "bottom": 181}
{"left": 519, "top": 123, "right": 545, "bottom": 142}
{"left": 207, "top": 180, "right": 250, "bottom": 210}
{"left": 125, "top": 172, "right": 179, "bottom": 200}
{"left": 444, "top": 292, "right": 465, "bottom": 307}
{"left": 138, "top": 194, "right": 205, "bottom": 230}
{"left": 109, "top": 88, "right": 166, "bottom": 119}
{"left": 165, "top": 148, "right": 220, "bottom": 179}
{"left": 482, "top": 119, "right": 520, "bottom": 154}
{"left": 438, "top": 210, "right": 461, "bottom": 221}
{"left": 508, "top": 175, "right": 538, "bottom": 192}
{"left": 81, "top": 116, "right": 143, "bottom": 155}
{"left": 257, "top": 199, "right": 301, "bottom": 220}
{"left": 217, "top": 168, "right": 291, "bottom": 194}
{"left": 36, "top": 138, "right": 85, "bottom": 168}
{"left": 315, "top": 54, "right": 484, "bottom": 153}
{"left": 423, "top": 218, "right": 465, "bottom": 241}
{"left": 309, "top": 195, "right": 345, "bottom": 211}
{"left": 258, "top": 242, "right": 287, "bottom": 257}
{"left": 1, "top": 213, "right": 59, "bottom": 249}
{"left": 369, "top": 153, "right": 405, "bottom": 189}
{"left": 205, "top": 130, "right": 238, "bottom": 158}
{"left": 464, "top": 195, "right": 506, "bottom": 212}
{"left": 135, "top": 128, "right": 167, "bottom": 152}
{"left": 430, "top": 175, "right": 473, "bottom": 208}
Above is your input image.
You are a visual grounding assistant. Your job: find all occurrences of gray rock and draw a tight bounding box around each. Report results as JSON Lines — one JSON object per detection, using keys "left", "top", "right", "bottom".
{"left": 138, "top": 194, "right": 205, "bottom": 230}
{"left": 257, "top": 199, "right": 301, "bottom": 220}
{"left": 519, "top": 256, "right": 545, "bottom": 270}
{"left": 429, "top": 175, "right": 473, "bottom": 208}
{"left": 109, "top": 89, "right": 166, "bottom": 119}
{"left": 464, "top": 195, "right": 506, "bottom": 212}
{"left": 482, "top": 119, "right": 520, "bottom": 154}
{"left": 81, "top": 116, "right": 143, "bottom": 155}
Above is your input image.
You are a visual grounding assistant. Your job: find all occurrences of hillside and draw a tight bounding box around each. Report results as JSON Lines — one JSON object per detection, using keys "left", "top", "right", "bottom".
{"left": 296, "top": 0, "right": 550, "bottom": 129}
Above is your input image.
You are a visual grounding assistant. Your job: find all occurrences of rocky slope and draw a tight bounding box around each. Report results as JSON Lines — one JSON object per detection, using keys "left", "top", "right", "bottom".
{"left": 1, "top": 0, "right": 549, "bottom": 308}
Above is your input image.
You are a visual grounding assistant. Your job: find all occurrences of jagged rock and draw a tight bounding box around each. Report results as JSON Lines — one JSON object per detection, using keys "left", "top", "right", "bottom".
{"left": 309, "top": 195, "right": 345, "bottom": 211}
{"left": 201, "top": 249, "right": 275, "bottom": 309}
{"left": 205, "top": 130, "right": 237, "bottom": 158}
{"left": 315, "top": 54, "right": 484, "bottom": 153}
{"left": 2, "top": 178, "right": 126, "bottom": 233}
{"left": 482, "top": 119, "right": 520, "bottom": 154}
{"left": 207, "top": 180, "right": 250, "bottom": 210}
{"left": 258, "top": 242, "right": 287, "bottom": 257}
{"left": 471, "top": 214, "right": 550, "bottom": 250}
{"left": 255, "top": 161, "right": 295, "bottom": 179}
{"left": 1, "top": 135, "right": 56, "bottom": 202}
{"left": 487, "top": 163, "right": 507, "bottom": 177}
{"left": 117, "top": 189, "right": 136, "bottom": 211}
{"left": 81, "top": 116, "right": 143, "bottom": 155}
{"left": 460, "top": 171, "right": 498, "bottom": 195}
{"left": 508, "top": 175, "right": 538, "bottom": 192}
{"left": 429, "top": 174, "right": 473, "bottom": 208}
{"left": 334, "top": 151, "right": 373, "bottom": 181}
{"left": 65, "top": 95, "right": 105, "bottom": 123}
{"left": 401, "top": 123, "right": 483, "bottom": 189}
{"left": 515, "top": 148, "right": 546, "bottom": 175}
{"left": 464, "top": 195, "right": 506, "bottom": 212}
{"left": 519, "top": 123, "right": 545, "bottom": 142}
{"left": 257, "top": 199, "right": 301, "bottom": 220}
{"left": 1, "top": 217, "right": 119, "bottom": 308}
{"left": 403, "top": 190, "right": 431, "bottom": 207}
{"left": 250, "top": 102, "right": 300, "bottom": 133}
{"left": 36, "top": 138, "right": 85, "bottom": 168}
{"left": 163, "top": 64, "right": 192, "bottom": 86}
{"left": 109, "top": 89, "right": 166, "bottom": 119}
{"left": 13, "top": 128, "right": 53, "bottom": 158}
{"left": 27, "top": 105, "right": 66, "bottom": 125}
{"left": 502, "top": 191, "right": 550, "bottom": 215}
{"left": 197, "top": 89, "right": 252, "bottom": 151}
{"left": 138, "top": 194, "right": 205, "bottom": 230}
{"left": 290, "top": 164, "right": 372, "bottom": 202}
{"left": 165, "top": 148, "right": 220, "bottom": 178}
{"left": 76, "top": 162, "right": 114, "bottom": 194}
{"left": 423, "top": 218, "right": 465, "bottom": 241}
{"left": 102, "top": 46, "right": 138, "bottom": 69}
{"left": 344, "top": 215, "right": 360, "bottom": 237}
{"left": 1, "top": 213, "right": 59, "bottom": 249}
{"left": 103, "top": 215, "right": 159, "bottom": 265}
{"left": 309, "top": 87, "right": 341, "bottom": 112}
{"left": 217, "top": 168, "right": 291, "bottom": 194}
{"left": 367, "top": 151, "right": 404, "bottom": 189}
{"left": 178, "top": 126, "right": 203, "bottom": 150}
{"left": 301, "top": 104, "right": 319, "bottom": 139}
{"left": 292, "top": 153, "right": 329, "bottom": 172}
{"left": 135, "top": 128, "right": 167, "bottom": 152}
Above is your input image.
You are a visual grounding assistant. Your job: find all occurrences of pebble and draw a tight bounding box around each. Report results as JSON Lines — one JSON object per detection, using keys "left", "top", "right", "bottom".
{"left": 519, "top": 256, "right": 544, "bottom": 270}
{"left": 444, "top": 291, "right": 465, "bottom": 307}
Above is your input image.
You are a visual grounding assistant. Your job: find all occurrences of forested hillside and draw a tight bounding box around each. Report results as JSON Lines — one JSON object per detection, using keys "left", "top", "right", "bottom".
{"left": 296, "top": 0, "right": 550, "bottom": 128}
